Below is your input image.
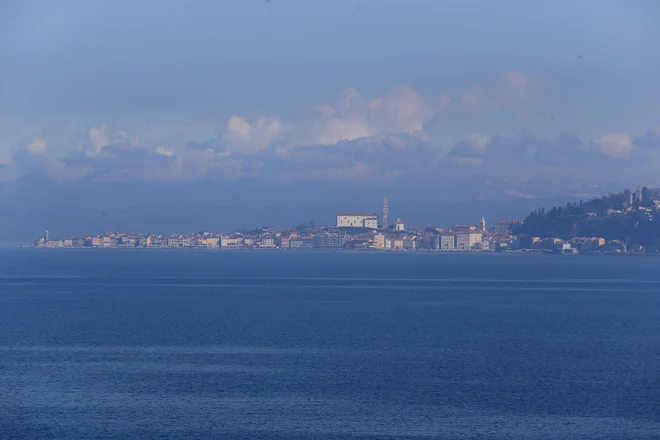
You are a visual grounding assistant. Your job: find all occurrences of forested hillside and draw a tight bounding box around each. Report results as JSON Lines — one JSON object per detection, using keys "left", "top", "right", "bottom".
{"left": 515, "top": 189, "right": 660, "bottom": 249}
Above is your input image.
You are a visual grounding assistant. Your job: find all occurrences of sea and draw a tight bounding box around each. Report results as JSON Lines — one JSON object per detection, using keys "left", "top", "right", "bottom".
{"left": 0, "top": 249, "right": 659, "bottom": 439}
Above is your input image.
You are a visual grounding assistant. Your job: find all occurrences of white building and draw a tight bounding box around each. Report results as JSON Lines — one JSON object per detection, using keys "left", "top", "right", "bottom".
{"left": 336, "top": 212, "right": 379, "bottom": 229}
{"left": 167, "top": 236, "right": 184, "bottom": 247}
{"left": 394, "top": 218, "right": 405, "bottom": 231}
{"left": 440, "top": 234, "right": 456, "bottom": 250}
{"left": 363, "top": 217, "right": 378, "bottom": 229}
{"left": 456, "top": 232, "right": 483, "bottom": 251}
{"left": 201, "top": 237, "right": 219, "bottom": 248}
{"left": 373, "top": 233, "right": 385, "bottom": 249}
{"left": 259, "top": 237, "right": 276, "bottom": 248}
{"left": 220, "top": 236, "right": 243, "bottom": 247}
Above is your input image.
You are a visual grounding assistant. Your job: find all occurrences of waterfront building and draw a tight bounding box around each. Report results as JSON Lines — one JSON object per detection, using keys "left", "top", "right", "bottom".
{"left": 402, "top": 235, "right": 417, "bottom": 250}
{"left": 290, "top": 237, "right": 314, "bottom": 249}
{"left": 201, "top": 237, "right": 219, "bottom": 248}
{"left": 259, "top": 237, "right": 276, "bottom": 248}
{"left": 373, "top": 233, "right": 385, "bottom": 249}
{"left": 440, "top": 234, "right": 456, "bottom": 250}
{"left": 313, "top": 235, "right": 346, "bottom": 249}
{"left": 220, "top": 235, "right": 243, "bottom": 248}
{"left": 279, "top": 235, "right": 290, "bottom": 249}
{"left": 394, "top": 218, "right": 405, "bottom": 231}
{"left": 456, "top": 232, "right": 482, "bottom": 251}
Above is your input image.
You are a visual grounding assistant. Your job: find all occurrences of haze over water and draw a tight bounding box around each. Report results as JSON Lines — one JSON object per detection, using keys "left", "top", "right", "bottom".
{"left": 1, "top": 250, "right": 659, "bottom": 439}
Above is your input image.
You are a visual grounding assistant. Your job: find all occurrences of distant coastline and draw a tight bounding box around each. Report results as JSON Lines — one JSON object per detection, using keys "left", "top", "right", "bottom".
{"left": 28, "top": 187, "right": 660, "bottom": 255}
{"left": 22, "top": 245, "right": 652, "bottom": 257}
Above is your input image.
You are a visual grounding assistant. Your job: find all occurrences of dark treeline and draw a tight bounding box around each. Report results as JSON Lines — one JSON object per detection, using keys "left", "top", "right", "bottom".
{"left": 515, "top": 189, "right": 660, "bottom": 249}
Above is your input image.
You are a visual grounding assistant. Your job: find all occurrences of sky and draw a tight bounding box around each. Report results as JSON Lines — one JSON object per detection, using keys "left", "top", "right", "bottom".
{"left": 1, "top": 0, "right": 660, "bottom": 239}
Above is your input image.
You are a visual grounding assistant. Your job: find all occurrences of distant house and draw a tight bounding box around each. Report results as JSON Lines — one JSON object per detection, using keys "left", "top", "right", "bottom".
{"left": 259, "top": 237, "right": 276, "bottom": 248}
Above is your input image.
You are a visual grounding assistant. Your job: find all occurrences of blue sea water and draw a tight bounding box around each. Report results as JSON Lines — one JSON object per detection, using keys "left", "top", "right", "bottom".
{"left": 0, "top": 250, "right": 659, "bottom": 439}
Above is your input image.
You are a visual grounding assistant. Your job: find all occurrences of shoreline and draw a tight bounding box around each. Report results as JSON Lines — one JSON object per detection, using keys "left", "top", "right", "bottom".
{"left": 17, "top": 246, "right": 659, "bottom": 256}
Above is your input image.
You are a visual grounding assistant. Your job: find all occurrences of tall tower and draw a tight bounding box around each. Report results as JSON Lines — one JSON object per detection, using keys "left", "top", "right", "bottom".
{"left": 382, "top": 196, "right": 389, "bottom": 230}
{"left": 45, "top": 230, "right": 49, "bottom": 242}
{"left": 480, "top": 216, "right": 486, "bottom": 232}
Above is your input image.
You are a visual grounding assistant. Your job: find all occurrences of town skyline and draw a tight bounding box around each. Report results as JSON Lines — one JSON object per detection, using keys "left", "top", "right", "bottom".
{"left": 33, "top": 186, "right": 660, "bottom": 254}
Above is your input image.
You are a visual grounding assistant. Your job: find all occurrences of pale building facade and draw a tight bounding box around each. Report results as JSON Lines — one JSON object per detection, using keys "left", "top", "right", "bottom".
{"left": 440, "top": 234, "right": 456, "bottom": 250}
{"left": 456, "top": 232, "right": 483, "bottom": 251}
{"left": 220, "top": 236, "right": 243, "bottom": 247}
{"left": 336, "top": 212, "right": 379, "bottom": 229}
{"left": 373, "top": 233, "right": 385, "bottom": 249}
{"left": 363, "top": 217, "right": 378, "bottom": 229}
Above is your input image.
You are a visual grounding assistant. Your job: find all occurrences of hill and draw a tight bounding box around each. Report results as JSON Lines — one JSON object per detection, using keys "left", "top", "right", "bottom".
{"left": 515, "top": 188, "right": 660, "bottom": 250}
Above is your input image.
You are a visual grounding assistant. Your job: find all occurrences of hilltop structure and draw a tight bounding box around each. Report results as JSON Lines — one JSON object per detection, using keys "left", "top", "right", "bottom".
{"left": 336, "top": 212, "right": 379, "bottom": 229}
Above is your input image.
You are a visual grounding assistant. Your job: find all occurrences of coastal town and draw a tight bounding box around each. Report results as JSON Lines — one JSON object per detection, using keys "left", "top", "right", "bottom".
{"left": 33, "top": 189, "right": 658, "bottom": 254}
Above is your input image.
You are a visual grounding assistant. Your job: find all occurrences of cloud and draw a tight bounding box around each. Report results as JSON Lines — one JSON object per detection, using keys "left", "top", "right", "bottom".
{"left": 86, "top": 125, "right": 111, "bottom": 156}
{"left": 154, "top": 145, "right": 176, "bottom": 157}
{"left": 0, "top": 71, "right": 652, "bottom": 197}
{"left": 460, "top": 70, "right": 545, "bottom": 114}
{"left": 466, "top": 133, "right": 490, "bottom": 150}
{"left": 224, "top": 116, "right": 285, "bottom": 153}
{"left": 79, "top": 125, "right": 139, "bottom": 157}
{"left": 447, "top": 133, "right": 492, "bottom": 165}
{"left": 26, "top": 138, "right": 47, "bottom": 155}
{"left": 595, "top": 133, "right": 634, "bottom": 158}
{"left": 2, "top": 124, "right": 659, "bottom": 202}
{"left": 634, "top": 128, "right": 660, "bottom": 149}
{"left": 310, "top": 85, "right": 434, "bottom": 145}
{"left": 10, "top": 138, "right": 87, "bottom": 181}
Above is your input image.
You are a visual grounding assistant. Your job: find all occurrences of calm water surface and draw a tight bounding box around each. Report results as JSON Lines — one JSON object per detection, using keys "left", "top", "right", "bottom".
{"left": 1, "top": 250, "right": 659, "bottom": 439}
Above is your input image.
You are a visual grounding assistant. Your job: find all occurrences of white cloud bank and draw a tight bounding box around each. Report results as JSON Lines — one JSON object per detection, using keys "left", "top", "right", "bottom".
{"left": 224, "top": 116, "right": 286, "bottom": 154}
{"left": 310, "top": 85, "right": 434, "bottom": 145}
{"left": 3, "top": 71, "right": 657, "bottom": 194}
{"left": 596, "top": 133, "right": 634, "bottom": 158}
